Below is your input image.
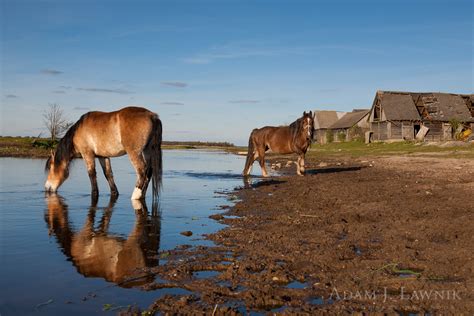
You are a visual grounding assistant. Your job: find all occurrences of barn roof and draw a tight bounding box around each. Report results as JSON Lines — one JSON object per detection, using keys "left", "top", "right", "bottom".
{"left": 313, "top": 110, "right": 345, "bottom": 129}
{"left": 376, "top": 91, "right": 421, "bottom": 121}
{"left": 330, "top": 109, "right": 370, "bottom": 129}
{"left": 418, "top": 93, "right": 474, "bottom": 122}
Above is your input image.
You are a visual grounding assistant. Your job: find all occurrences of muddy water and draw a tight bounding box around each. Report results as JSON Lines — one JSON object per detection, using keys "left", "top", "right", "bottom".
{"left": 0, "top": 150, "right": 261, "bottom": 315}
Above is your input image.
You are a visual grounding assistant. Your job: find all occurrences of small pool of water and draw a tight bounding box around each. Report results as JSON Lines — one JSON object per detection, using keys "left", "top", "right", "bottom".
{"left": 0, "top": 150, "right": 265, "bottom": 315}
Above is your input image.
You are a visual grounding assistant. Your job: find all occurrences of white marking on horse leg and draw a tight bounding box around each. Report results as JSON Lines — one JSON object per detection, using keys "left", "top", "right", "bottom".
{"left": 131, "top": 187, "right": 143, "bottom": 200}
{"left": 244, "top": 165, "right": 252, "bottom": 176}
{"left": 131, "top": 199, "right": 143, "bottom": 210}
{"left": 296, "top": 157, "right": 303, "bottom": 176}
{"left": 262, "top": 168, "right": 269, "bottom": 177}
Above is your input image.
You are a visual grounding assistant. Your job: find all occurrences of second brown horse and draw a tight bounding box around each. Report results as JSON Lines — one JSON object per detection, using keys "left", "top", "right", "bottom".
{"left": 243, "top": 111, "right": 314, "bottom": 177}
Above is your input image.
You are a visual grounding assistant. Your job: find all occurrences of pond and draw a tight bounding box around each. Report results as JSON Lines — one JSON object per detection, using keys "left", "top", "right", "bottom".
{"left": 0, "top": 150, "right": 263, "bottom": 315}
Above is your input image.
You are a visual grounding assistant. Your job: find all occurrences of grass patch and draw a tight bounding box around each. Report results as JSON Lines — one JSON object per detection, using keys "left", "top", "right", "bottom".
{"left": 0, "top": 136, "right": 51, "bottom": 158}
{"left": 0, "top": 136, "right": 247, "bottom": 158}
{"left": 307, "top": 141, "right": 474, "bottom": 159}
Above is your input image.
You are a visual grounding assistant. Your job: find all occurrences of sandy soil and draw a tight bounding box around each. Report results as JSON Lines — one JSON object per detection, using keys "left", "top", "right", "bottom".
{"left": 137, "top": 155, "right": 474, "bottom": 315}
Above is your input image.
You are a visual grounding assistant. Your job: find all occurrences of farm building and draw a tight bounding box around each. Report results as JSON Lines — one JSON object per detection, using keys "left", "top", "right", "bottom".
{"left": 312, "top": 110, "right": 346, "bottom": 144}
{"left": 368, "top": 91, "right": 421, "bottom": 141}
{"left": 460, "top": 94, "right": 474, "bottom": 118}
{"left": 368, "top": 91, "right": 474, "bottom": 142}
{"left": 413, "top": 92, "right": 474, "bottom": 141}
{"left": 328, "top": 109, "right": 370, "bottom": 142}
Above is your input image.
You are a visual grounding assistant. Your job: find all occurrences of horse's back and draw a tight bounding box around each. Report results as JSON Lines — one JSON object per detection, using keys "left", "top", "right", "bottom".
{"left": 250, "top": 125, "right": 293, "bottom": 153}
{"left": 74, "top": 106, "right": 158, "bottom": 157}
{"left": 116, "top": 107, "right": 158, "bottom": 149}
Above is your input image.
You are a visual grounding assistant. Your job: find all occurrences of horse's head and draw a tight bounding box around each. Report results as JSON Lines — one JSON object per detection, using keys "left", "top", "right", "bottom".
{"left": 45, "top": 151, "right": 69, "bottom": 193}
{"left": 301, "top": 111, "right": 314, "bottom": 140}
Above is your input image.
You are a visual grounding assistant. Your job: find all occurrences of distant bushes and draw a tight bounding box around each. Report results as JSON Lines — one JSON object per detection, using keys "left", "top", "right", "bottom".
{"left": 162, "top": 141, "right": 235, "bottom": 147}
{"left": 32, "top": 139, "right": 58, "bottom": 149}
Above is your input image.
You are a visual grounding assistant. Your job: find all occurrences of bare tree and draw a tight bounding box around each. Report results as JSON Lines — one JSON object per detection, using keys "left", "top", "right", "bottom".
{"left": 43, "top": 103, "right": 71, "bottom": 141}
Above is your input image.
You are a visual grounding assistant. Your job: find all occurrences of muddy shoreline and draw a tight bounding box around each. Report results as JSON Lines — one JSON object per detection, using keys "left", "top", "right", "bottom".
{"left": 134, "top": 155, "right": 473, "bottom": 314}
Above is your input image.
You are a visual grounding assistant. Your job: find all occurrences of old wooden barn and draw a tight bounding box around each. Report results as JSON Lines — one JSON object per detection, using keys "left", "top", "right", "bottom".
{"left": 368, "top": 91, "right": 474, "bottom": 141}
{"left": 368, "top": 91, "right": 421, "bottom": 141}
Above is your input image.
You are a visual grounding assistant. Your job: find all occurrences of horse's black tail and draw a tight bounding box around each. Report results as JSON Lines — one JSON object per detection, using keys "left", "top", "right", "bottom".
{"left": 243, "top": 129, "right": 256, "bottom": 176}
{"left": 150, "top": 115, "right": 163, "bottom": 202}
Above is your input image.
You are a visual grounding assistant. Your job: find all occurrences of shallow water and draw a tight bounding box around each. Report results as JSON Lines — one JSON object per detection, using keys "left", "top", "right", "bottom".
{"left": 0, "top": 150, "right": 263, "bottom": 315}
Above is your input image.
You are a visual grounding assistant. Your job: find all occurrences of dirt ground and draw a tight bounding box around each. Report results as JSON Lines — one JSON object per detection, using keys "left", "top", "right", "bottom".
{"left": 136, "top": 155, "right": 474, "bottom": 315}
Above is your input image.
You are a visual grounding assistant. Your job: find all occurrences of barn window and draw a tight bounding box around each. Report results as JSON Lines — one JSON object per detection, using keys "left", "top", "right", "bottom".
{"left": 374, "top": 100, "right": 381, "bottom": 121}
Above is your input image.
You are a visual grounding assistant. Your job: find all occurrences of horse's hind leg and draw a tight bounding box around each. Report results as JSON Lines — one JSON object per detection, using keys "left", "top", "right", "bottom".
{"left": 83, "top": 153, "right": 99, "bottom": 197}
{"left": 128, "top": 152, "right": 147, "bottom": 200}
{"left": 257, "top": 147, "right": 269, "bottom": 177}
{"left": 142, "top": 151, "right": 153, "bottom": 196}
{"left": 99, "top": 157, "right": 119, "bottom": 196}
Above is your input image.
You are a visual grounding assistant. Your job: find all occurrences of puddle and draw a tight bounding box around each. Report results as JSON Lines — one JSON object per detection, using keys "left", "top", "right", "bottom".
{"left": 351, "top": 245, "right": 363, "bottom": 256}
{"left": 309, "top": 296, "right": 325, "bottom": 305}
{"left": 286, "top": 281, "right": 307, "bottom": 289}
{"left": 193, "top": 270, "right": 220, "bottom": 279}
{"left": 223, "top": 215, "right": 240, "bottom": 220}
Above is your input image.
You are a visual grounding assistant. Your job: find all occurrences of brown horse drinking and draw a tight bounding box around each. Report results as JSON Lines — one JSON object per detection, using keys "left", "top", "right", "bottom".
{"left": 45, "top": 106, "right": 162, "bottom": 200}
{"left": 243, "top": 111, "right": 314, "bottom": 177}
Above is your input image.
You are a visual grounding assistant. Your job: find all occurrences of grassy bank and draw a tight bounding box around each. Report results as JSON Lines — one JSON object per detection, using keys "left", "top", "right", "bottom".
{"left": 1, "top": 136, "right": 472, "bottom": 159}
{"left": 307, "top": 140, "right": 474, "bottom": 159}
{"left": 0, "top": 136, "right": 51, "bottom": 158}
{"left": 0, "top": 136, "right": 246, "bottom": 158}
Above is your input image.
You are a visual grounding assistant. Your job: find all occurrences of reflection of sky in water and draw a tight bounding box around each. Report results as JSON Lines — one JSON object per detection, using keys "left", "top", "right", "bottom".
{"left": 0, "top": 150, "right": 262, "bottom": 315}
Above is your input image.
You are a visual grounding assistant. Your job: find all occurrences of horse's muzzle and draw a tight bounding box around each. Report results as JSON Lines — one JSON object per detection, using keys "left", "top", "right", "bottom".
{"left": 44, "top": 181, "right": 57, "bottom": 193}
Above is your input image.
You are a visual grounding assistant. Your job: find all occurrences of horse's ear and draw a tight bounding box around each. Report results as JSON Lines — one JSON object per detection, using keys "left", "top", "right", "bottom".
{"left": 309, "top": 111, "right": 313, "bottom": 117}
{"left": 303, "top": 111, "right": 306, "bottom": 116}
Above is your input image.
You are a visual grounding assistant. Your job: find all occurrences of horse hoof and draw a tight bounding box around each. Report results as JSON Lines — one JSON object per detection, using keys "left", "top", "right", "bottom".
{"left": 131, "top": 187, "right": 143, "bottom": 200}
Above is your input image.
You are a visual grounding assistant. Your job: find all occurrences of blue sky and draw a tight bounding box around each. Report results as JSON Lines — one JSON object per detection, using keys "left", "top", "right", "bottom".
{"left": 1, "top": 0, "right": 472, "bottom": 145}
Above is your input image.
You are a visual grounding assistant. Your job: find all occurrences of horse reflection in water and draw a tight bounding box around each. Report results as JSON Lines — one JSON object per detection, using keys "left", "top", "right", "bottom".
{"left": 45, "top": 194, "right": 161, "bottom": 287}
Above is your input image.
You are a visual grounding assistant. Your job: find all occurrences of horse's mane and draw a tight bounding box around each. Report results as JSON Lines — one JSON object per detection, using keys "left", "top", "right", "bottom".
{"left": 289, "top": 116, "right": 304, "bottom": 141}
{"left": 45, "top": 113, "right": 88, "bottom": 173}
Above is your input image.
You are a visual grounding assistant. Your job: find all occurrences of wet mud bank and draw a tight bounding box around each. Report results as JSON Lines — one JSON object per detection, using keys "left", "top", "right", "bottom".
{"left": 141, "top": 156, "right": 474, "bottom": 314}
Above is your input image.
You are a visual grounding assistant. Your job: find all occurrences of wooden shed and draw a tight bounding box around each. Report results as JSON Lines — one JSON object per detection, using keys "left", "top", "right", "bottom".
{"left": 368, "top": 91, "right": 421, "bottom": 141}
{"left": 329, "top": 109, "right": 370, "bottom": 142}
{"left": 312, "top": 110, "right": 346, "bottom": 144}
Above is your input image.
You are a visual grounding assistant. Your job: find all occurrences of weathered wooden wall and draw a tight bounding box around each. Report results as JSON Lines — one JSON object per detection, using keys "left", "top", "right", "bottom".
{"left": 423, "top": 121, "right": 451, "bottom": 141}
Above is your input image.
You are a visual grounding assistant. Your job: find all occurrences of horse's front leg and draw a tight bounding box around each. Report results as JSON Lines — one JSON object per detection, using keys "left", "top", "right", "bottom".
{"left": 83, "top": 153, "right": 99, "bottom": 196}
{"left": 296, "top": 155, "right": 305, "bottom": 176}
{"left": 129, "top": 153, "right": 147, "bottom": 200}
{"left": 99, "top": 157, "right": 119, "bottom": 197}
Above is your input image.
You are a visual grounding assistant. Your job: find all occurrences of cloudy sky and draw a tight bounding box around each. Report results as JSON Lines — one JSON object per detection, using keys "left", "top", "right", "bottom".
{"left": 1, "top": 0, "right": 472, "bottom": 145}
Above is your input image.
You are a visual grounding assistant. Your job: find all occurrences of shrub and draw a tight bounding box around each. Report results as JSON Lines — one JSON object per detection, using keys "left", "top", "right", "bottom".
{"left": 348, "top": 125, "right": 364, "bottom": 142}
{"left": 449, "top": 118, "right": 464, "bottom": 140}
{"left": 325, "top": 130, "right": 334, "bottom": 143}
{"left": 337, "top": 131, "right": 346, "bottom": 142}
